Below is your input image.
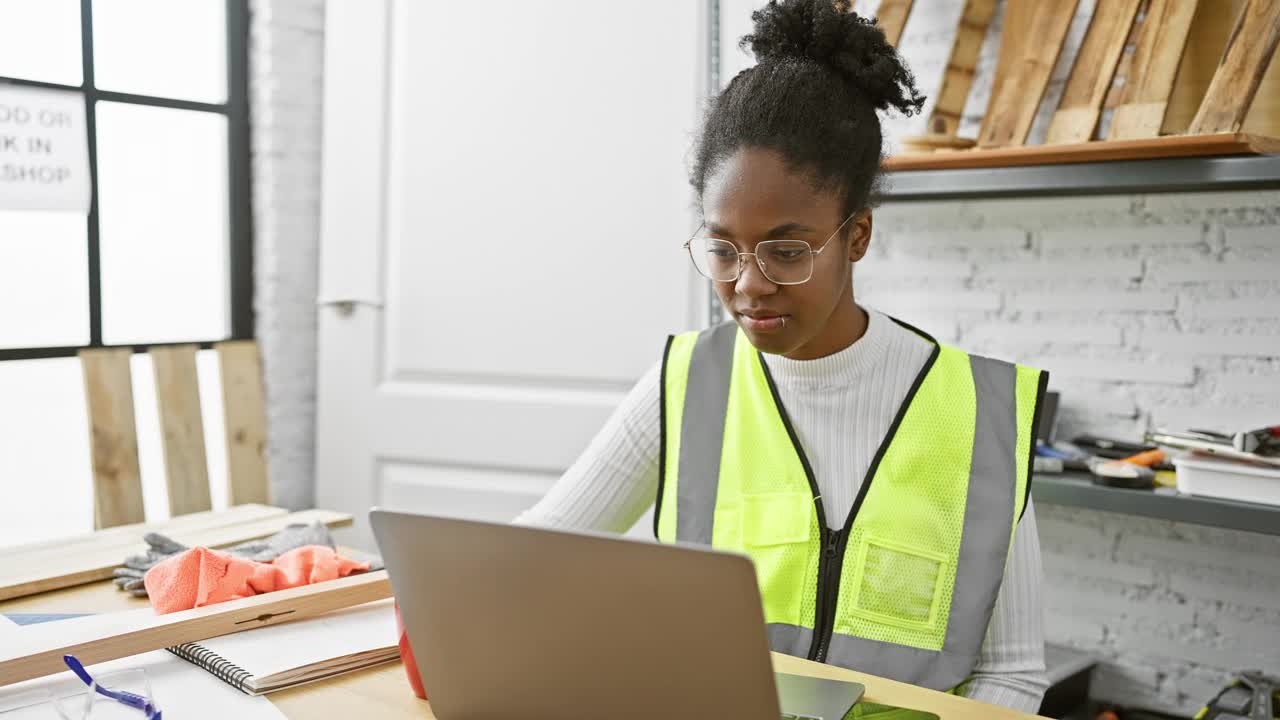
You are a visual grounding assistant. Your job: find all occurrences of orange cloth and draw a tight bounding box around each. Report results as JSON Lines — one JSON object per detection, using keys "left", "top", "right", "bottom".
{"left": 143, "top": 545, "right": 370, "bottom": 614}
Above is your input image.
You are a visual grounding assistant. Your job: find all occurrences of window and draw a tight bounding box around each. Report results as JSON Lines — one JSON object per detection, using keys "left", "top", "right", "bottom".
{"left": 0, "top": 0, "right": 250, "bottom": 546}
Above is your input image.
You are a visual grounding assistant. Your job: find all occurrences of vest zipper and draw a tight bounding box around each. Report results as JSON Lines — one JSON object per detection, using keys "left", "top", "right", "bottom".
{"left": 756, "top": 335, "right": 942, "bottom": 669}
{"left": 809, "top": 527, "right": 847, "bottom": 662}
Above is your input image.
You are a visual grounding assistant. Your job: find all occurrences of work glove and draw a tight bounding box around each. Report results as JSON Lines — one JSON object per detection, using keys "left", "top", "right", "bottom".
{"left": 113, "top": 521, "right": 338, "bottom": 597}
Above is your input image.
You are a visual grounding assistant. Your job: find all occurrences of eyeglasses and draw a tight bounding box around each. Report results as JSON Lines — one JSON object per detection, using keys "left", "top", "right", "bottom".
{"left": 683, "top": 212, "right": 857, "bottom": 285}
{"left": 61, "top": 655, "right": 161, "bottom": 719}
{"left": 0, "top": 658, "right": 161, "bottom": 720}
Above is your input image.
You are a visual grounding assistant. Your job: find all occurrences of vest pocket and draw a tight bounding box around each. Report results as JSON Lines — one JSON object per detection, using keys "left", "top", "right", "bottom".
{"left": 849, "top": 535, "right": 947, "bottom": 632}
{"left": 739, "top": 491, "right": 814, "bottom": 627}
{"left": 741, "top": 492, "right": 812, "bottom": 546}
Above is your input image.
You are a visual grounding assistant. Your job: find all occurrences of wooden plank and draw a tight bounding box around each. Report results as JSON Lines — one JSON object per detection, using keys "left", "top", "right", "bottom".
{"left": 1160, "top": 0, "right": 1233, "bottom": 134}
{"left": 0, "top": 504, "right": 285, "bottom": 561}
{"left": 1046, "top": 0, "right": 1144, "bottom": 144}
{"left": 926, "top": 0, "right": 998, "bottom": 137}
{"left": 216, "top": 341, "right": 271, "bottom": 506}
{"left": 1107, "top": 0, "right": 1198, "bottom": 139}
{"left": 900, "top": 135, "right": 978, "bottom": 153}
{"left": 1188, "top": 0, "right": 1280, "bottom": 135}
{"left": 875, "top": 0, "right": 914, "bottom": 47}
{"left": 0, "top": 504, "right": 350, "bottom": 599}
{"left": 769, "top": 652, "right": 1046, "bottom": 720}
{"left": 0, "top": 570, "right": 152, "bottom": 615}
{"left": 979, "top": 0, "right": 1029, "bottom": 137}
{"left": 1162, "top": 0, "right": 1280, "bottom": 137}
{"left": 1101, "top": 0, "right": 1150, "bottom": 114}
{"left": 79, "top": 348, "right": 145, "bottom": 530}
{"left": 0, "top": 571, "right": 392, "bottom": 686}
{"left": 0, "top": 544, "right": 368, "bottom": 615}
{"left": 150, "top": 345, "right": 212, "bottom": 517}
{"left": 161, "top": 509, "right": 351, "bottom": 550}
{"left": 977, "top": 0, "right": 1080, "bottom": 148}
{"left": 270, "top": 663, "right": 431, "bottom": 719}
{"left": 1, "top": 506, "right": 286, "bottom": 568}
{"left": 883, "top": 132, "right": 1280, "bottom": 171}
{"left": 1244, "top": 10, "right": 1280, "bottom": 136}
{"left": 0, "top": 509, "right": 353, "bottom": 602}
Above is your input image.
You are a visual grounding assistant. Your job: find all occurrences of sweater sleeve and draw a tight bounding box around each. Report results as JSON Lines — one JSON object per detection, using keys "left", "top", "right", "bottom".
{"left": 512, "top": 359, "right": 662, "bottom": 533}
{"left": 955, "top": 499, "right": 1049, "bottom": 713}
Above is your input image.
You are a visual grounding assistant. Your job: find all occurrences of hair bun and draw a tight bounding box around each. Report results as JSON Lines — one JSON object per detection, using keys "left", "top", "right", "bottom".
{"left": 742, "top": 0, "right": 924, "bottom": 115}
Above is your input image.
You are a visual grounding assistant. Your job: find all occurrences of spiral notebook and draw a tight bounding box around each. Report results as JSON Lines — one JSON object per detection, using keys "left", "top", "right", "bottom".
{"left": 167, "top": 599, "right": 399, "bottom": 696}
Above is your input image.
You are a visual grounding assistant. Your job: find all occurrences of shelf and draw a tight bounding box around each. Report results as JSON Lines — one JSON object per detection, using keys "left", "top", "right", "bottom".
{"left": 1031, "top": 471, "right": 1280, "bottom": 537}
{"left": 878, "top": 134, "right": 1280, "bottom": 200}
{"left": 884, "top": 133, "right": 1279, "bottom": 171}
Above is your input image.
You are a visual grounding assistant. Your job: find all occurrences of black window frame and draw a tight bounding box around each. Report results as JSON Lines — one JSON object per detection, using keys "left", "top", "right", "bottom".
{"left": 0, "top": 0, "right": 252, "bottom": 362}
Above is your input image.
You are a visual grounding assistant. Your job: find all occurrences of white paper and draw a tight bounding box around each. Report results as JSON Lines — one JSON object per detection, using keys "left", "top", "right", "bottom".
{"left": 0, "top": 85, "right": 91, "bottom": 212}
{"left": 0, "top": 650, "right": 285, "bottom": 719}
{"left": 192, "top": 599, "right": 397, "bottom": 679}
{"left": 0, "top": 609, "right": 157, "bottom": 664}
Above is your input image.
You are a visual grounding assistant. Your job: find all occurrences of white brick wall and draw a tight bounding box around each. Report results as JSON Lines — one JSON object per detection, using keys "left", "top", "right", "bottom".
{"left": 248, "top": 0, "right": 325, "bottom": 509}
{"left": 863, "top": 190, "right": 1280, "bottom": 715}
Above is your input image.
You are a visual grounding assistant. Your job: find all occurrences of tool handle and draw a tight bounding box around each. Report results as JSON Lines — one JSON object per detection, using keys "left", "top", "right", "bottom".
{"left": 1118, "top": 448, "right": 1166, "bottom": 467}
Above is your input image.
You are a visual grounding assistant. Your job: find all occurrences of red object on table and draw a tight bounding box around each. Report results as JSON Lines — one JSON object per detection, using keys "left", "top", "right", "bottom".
{"left": 142, "top": 545, "right": 371, "bottom": 614}
{"left": 395, "top": 600, "right": 427, "bottom": 699}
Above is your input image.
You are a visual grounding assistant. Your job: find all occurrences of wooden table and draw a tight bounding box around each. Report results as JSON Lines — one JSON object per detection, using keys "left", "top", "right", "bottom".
{"left": 1, "top": 579, "right": 1048, "bottom": 719}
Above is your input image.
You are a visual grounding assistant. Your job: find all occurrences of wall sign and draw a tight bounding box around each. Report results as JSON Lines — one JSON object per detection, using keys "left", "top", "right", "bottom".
{"left": 0, "top": 85, "right": 91, "bottom": 212}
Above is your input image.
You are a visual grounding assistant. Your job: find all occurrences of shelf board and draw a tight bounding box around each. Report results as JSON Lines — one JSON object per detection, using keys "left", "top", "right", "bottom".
{"left": 880, "top": 153, "right": 1280, "bottom": 200}
{"left": 1031, "top": 471, "right": 1280, "bottom": 536}
{"left": 884, "top": 133, "right": 1279, "bottom": 171}
{"left": 877, "top": 133, "right": 1280, "bottom": 200}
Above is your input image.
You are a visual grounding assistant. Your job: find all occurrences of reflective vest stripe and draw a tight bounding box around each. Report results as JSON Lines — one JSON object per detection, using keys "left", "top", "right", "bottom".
{"left": 675, "top": 321, "right": 737, "bottom": 544}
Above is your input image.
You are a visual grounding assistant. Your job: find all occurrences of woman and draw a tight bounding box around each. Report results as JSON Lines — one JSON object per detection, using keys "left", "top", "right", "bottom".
{"left": 517, "top": 0, "right": 1050, "bottom": 712}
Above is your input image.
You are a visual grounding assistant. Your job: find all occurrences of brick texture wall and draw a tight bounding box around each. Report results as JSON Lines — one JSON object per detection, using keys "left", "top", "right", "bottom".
{"left": 248, "top": 0, "right": 324, "bottom": 509}
{"left": 862, "top": 191, "right": 1280, "bottom": 716}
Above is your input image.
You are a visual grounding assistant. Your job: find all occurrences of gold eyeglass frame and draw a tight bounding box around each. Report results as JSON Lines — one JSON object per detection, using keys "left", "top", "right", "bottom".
{"left": 683, "top": 211, "right": 858, "bottom": 285}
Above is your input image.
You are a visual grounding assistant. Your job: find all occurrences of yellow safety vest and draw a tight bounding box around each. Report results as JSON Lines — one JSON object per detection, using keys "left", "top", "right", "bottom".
{"left": 656, "top": 319, "right": 1047, "bottom": 691}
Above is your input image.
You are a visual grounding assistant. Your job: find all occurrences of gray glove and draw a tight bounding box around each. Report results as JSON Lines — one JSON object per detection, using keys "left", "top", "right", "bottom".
{"left": 113, "top": 521, "right": 339, "bottom": 597}
{"left": 223, "top": 522, "right": 337, "bottom": 562}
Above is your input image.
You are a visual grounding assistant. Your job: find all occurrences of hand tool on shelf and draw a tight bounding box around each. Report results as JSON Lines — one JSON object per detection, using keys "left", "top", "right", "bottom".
{"left": 1234, "top": 425, "right": 1280, "bottom": 456}
{"left": 1197, "top": 670, "right": 1279, "bottom": 720}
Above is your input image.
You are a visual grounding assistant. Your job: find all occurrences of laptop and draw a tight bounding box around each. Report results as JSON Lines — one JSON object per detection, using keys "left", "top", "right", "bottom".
{"left": 370, "top": 510, "right": 865, "bottom": 720}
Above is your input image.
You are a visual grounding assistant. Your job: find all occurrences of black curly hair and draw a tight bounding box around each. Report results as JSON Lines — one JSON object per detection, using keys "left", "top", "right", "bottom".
{"left": 692, "top": 0, "right": 925, "bottom": 216}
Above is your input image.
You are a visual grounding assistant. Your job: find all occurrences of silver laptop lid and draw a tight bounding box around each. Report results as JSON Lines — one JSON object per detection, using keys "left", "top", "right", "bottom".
{"left": 371, "top": 509, "right": 783, "bottom": 720}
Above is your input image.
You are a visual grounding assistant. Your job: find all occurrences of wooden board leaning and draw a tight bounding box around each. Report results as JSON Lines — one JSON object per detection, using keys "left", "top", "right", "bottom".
{"left": 0, "top": 571, "right": 392, "bottom": 686}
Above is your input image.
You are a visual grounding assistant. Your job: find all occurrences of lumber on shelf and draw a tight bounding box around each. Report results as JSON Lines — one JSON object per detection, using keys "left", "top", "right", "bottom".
{"left": 883, "top": 133, "right": 1280, "bottom": 171}
{"left": 1046, "top": 0, "right": 1144, "bottom": 144}
{"left": 1187, "top": 0, "right": 1280, "bottom": 135}
{"left": 977, "top": 0, "right": 1080, "bottom": 148}
{"left": 1107, "top": 0, "right": 1198, "bottom": 140}
{"left": 926, "top": 0, "right": 998, "bottom": 138}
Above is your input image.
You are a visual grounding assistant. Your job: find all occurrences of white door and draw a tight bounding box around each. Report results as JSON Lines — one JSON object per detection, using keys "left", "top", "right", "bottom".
{"left": 315, "top": 0, "right": 710, "bottom": 550}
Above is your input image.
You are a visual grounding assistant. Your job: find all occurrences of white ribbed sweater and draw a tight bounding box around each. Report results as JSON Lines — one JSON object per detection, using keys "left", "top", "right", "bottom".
{"left": 515, "top": 309, "right": 1048, "bottom": 712}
